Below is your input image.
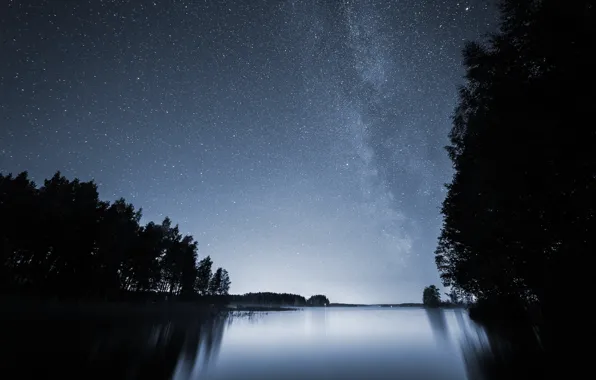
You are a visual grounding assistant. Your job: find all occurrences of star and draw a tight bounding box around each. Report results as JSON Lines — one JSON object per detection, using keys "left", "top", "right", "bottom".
{"left": 0, "top": 0, "right": 499, "bottom": 304}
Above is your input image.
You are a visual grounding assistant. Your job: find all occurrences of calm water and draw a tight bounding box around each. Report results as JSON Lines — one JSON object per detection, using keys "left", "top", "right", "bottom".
{"left": 2, "top": 307, "right": 519, "bottom": 380}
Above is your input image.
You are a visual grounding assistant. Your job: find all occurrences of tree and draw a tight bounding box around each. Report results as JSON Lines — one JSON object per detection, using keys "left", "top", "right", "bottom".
{"left": 37, "top": 172, "right": 102, "bottom": 297}
{"left": 218, "top": 269, "right": 231, "bottom": 296}
{"left": 95, "top": 198, "right": 142, "bottom": 298}
{"left": 208, "top": 267, "right": 223, "bottom": 296}
{"left": 307, "top": 294, "right": 330, "bottom": 306}
{"left": 434, "top": 0, "right": 596, "bottom": 334}
{"left": 179, "top": 235, "right": 199, "bottom": 298}
{"left": 195, "top": 256, "right": 213, "bottom": 295}
{"left": 159, "top": 217, "right": 183, "bottom": 295}
{"left": 132, "top": 222, "right": 165, "bottom": 292}
{"left": 0, "top": 170, "right": 232, "bottom": 303}
{"left": 423, "top": 285, "right": 441, "bottom": 307}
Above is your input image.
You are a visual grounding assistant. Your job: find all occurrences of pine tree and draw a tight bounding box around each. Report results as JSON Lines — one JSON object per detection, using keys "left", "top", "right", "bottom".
{"left": 208, "top": 267, "right": 223, "bottom": 296}
{"left": 218, "top": 269, "right": 231, "bottom": 295}
{"left": 195, "top": 256, "right": 213, "bottom": 295}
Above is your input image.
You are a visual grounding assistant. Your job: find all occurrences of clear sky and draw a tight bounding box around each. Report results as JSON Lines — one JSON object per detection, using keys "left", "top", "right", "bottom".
{"left": 1, "top": 0, "right": 497, "bottom": 303}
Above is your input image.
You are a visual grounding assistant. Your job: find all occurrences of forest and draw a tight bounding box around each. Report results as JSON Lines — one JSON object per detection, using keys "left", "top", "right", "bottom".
{"left": 0, "top": 171, "right": 230, "bottom": 302}
{"left": 435, "top": 0, "right": 594, "bottom": 351}
{"left": 229, "top": 292, "right": 330, "bottom": 306}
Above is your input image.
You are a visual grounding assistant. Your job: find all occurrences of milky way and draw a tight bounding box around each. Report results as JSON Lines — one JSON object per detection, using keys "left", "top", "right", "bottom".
{"left": 1, "top": 0, "right": 497, "bottom": 303}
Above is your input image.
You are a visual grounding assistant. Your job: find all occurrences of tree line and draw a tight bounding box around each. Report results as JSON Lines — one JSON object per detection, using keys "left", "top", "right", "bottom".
{"left": 229, "top": 292, "right": 330, "bottom": 306}
{"left": 434, "top": 0, "right": 594, "bottom": 347}
{"left": 0, "top": 171, "right": 230, "bottom": 302}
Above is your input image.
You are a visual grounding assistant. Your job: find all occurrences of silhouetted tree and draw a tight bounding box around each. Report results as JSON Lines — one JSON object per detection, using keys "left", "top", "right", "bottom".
{"left": 423, "top": 285, "right": 441, "bottom": 307}
{"left": 307, "top": 294, "right": 330, "bottom": 306}
{"left": 179, "top": 236, "right": 199, "bottom": 299}
{"left": 434, "top": 0, "right": 595, "bottom": 349}
{"left": 95, "top": 198, "right": 142, "bottom": 299}
{"left": 195, "top": 256, "right": 213, "bottom": 296}
{"left": 130, "top": 222, "right": 164, "bottom": 293}
{"left": 0, "top": 171, "right": 231, "bottom": 303}
{"left": 208, "top": 268, "right": 222, "bottom": 296}
{"left": 218, "top": 269, "right": 231, "bottom": 296}
{"left": 36, "top": 172, "right": 101, "bottom": 298}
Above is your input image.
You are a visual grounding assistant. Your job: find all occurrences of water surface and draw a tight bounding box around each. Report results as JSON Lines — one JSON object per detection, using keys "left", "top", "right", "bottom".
{"left": 191, "top": 307, "right": 488, "bottom": 380}
{"left": 3, "top": 307, "right": 503, "bottom": 380}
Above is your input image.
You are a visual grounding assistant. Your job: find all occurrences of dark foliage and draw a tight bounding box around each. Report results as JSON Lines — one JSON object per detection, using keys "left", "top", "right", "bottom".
{"left": 435, "top": 0, "right": 595, "bottom": 351}
{"left": 306, "top": 294, "right": 330, "bottom": 306}
{"left": 422, "top": 285, "right": 441, "bottom": 307}
{"left": 229, "top": 292, "right": 310, "bottom": 306}
{"left": 0, "top": 171, "right": 231, "bottom": 301}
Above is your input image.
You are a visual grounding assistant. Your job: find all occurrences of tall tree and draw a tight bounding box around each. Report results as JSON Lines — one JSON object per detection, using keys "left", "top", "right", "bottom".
{"left": 37, "top": 172, "right": 102, "bottom": 297}
{"left": 132, "top": 221, "right": 165, "bottom": 292}
{"left": 95, "top": 198, "right": 141, "bottom": 298}
{"left": 435, "top": 0, "right": 596, "bottom": 340}
{"left": 208, "top": 267, "right": 223, "bottom": 296}
{"left": 179, "top": 235, "right": 198, "bottom": 298}
{"left": 195, "top": 256, "right": 213, "bottom": 295}
{"left": 160, "top": 217, "right": 184, "bottom": 295}
{"left": 218, "top": 269, "right": 231, "bottom": 296}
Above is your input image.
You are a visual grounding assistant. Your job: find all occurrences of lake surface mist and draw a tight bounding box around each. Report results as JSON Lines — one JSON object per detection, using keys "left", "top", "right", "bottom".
{"left": 2, "top": 307, "right": 506, "bottom": 380}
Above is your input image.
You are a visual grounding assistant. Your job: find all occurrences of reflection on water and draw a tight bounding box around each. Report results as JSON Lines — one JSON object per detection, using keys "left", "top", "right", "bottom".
{"left": 0, "top": 307, "right": 542, "bottom": 380}
{"left": 425, "top": 307, "right": 449, "bottom": 346}
{"left": 1, "top": 314, "right": 226, "bottom": 379}
{"left": 172, "top": 316, "right": 226, "bottom": 379}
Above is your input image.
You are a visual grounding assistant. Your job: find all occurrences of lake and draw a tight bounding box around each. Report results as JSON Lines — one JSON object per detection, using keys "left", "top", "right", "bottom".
{"left": 1, "top": 307, "right": 529, "bottom": 380}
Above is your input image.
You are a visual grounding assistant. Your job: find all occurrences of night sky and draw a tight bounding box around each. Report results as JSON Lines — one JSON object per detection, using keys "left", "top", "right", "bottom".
{"left": 1, "top": 0, "right": 497, "bottom": 303}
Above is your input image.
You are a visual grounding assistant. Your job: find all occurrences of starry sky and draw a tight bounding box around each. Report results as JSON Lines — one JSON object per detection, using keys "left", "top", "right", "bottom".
{"left": 1, "top": 0, "right": 497, "bottom": 304}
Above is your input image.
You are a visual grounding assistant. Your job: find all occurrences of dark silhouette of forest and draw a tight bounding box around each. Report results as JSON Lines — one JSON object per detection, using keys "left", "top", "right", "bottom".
{"left": 229, "top": 292, "right": 307, "bottom": 306}
{"left": 228, "top": 292, "right": 330, "bottom": 307}
{"left": 435, "top": 0, "right": 594, "bottom": 356}
{"left": 0, "top": 171, "right": 230, "bottom": 303}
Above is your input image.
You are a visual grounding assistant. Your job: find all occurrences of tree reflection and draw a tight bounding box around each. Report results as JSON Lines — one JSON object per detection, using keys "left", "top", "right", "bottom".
{"left": 424, "top": 307, "right": 450, "bottom": 346}
{"left": 1, "top": 314, "right": 230, "bottom": 380}
{"left": 172, "top": 315, "right": 227, "bottom": 379}
{"left": 456, "top": 315, "right": 547, "bottom": 380}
